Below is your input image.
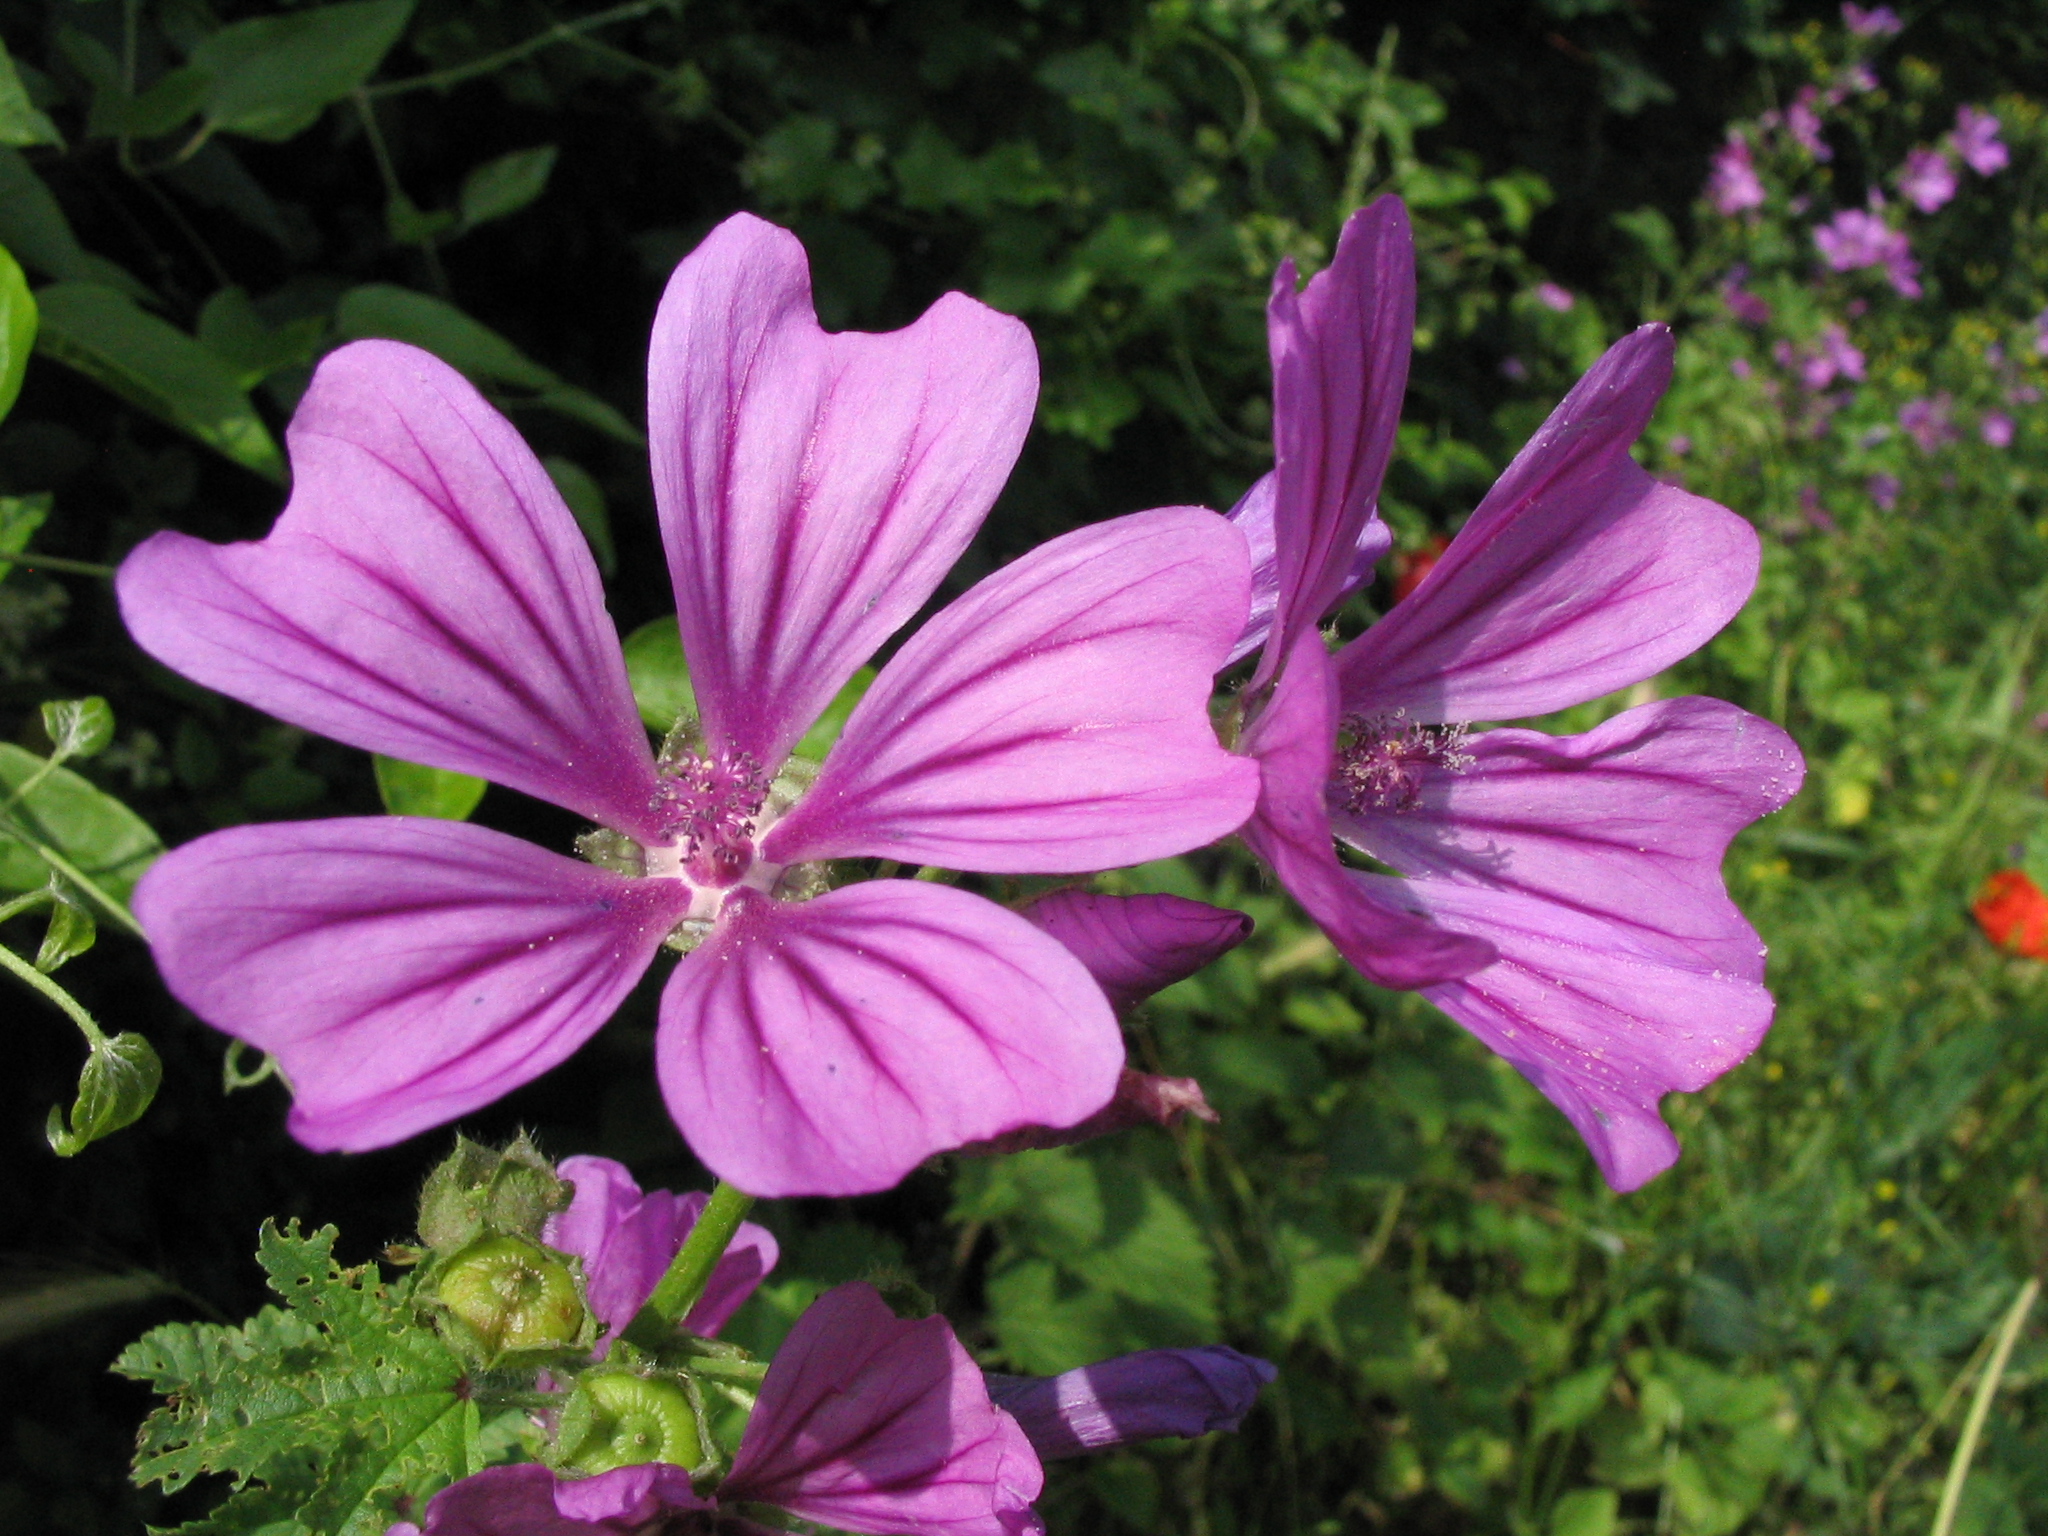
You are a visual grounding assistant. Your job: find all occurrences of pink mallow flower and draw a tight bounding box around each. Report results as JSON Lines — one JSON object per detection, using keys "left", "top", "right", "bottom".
{"left": 1898, "top": 146, "right": 1958, "bottom": 213}
{"left": 1868, "top": 473, "right": 1902, "bottom": 510}
{"left": 1707, "top": 134, "right": 1766, "bottom": 214}
{"left": 116, "top": 215, "right": 1260, "bottom": 1198}
{"left": 1222, "top": 198, "right": 1803, "bottom": 1192}
{"left": 1813, "top": 207, "right": 1921, "bottom": 297}
{"left": 1983, "top": 411, "right": 2016, "bottom": 448}
{"left": 1786, "top": 88, "right": 1832, "bottom": 161}
{"left": 1900, "top": 393, "right": 1957, "bottom": 451}
{"left": 1954, "top": 105, "right": 2009, "bottom": 175}
{"left": 1535, "top": 282, "right": 1576, "bottom": 313}
{"left": 1841, "top": 3, "right": 1902, "bottom": 36}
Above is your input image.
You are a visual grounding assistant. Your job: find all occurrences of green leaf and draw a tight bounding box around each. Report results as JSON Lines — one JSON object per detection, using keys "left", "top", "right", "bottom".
{"left": 0, "top": 148, "right": 149, "bottom": 296}
{"left": 34, "top": 282, "right": 285, "bottom": 481}
{"left": 41, "top": 695, "right": 114, "bottom": 760}
{"left": 0, "top": 40, "right": 61, "bottom": 148}
{"left": 543, "top": 455, "right": 614, "bottom": 576}
{"left": 34, "top": 890, "right": 95, "bottom": 971}
{"left": 87, "top": 66, "right": 210, "bottom": 142}
{"left": 1532, "top": 1363, "right": 1616, "bottom": 1438}
{"left": 373, "top": 756, "right": 487, "bottom": 821}
{"left": 622, "top": 614, "right": 695, "bottom": 731}
{"left": 115, "top": 1220, "right": 475, "bottom": 1535}
{"left": 46, "top": 1031, "right": 161, "bottom": 1155}
{"left": 798, "top": 666, "right": 876, "bottom": 759}
{"left": 197, "top": 286, "right": 325, "bottom": 389}
{"left": 1549, "top": 1488, "right": 1619, "bottom": 1536}
{"left": 0, "top": 490, "right": 49, "bottom": 579}
{"left": 0, "top": 242, "right": 35, "bottom": 421}
{"left": 0, "top": 740, "right": 163, "bottom": 903}
{"left": 189, "top": 0, "right": 415, "bottom": 142}
{"left": 458, "top": 146, "right": 558, "bottom": 229}
{"left": 334, "top": 284, "right": 642, "bottom": 445}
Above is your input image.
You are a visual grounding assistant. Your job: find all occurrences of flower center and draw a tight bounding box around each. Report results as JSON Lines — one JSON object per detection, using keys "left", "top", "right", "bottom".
{"left": 649, "top": 741, "right": 771, "bottom": 888}
{"left": 1333, "top": 709, "right": 1471, "bottom": 815}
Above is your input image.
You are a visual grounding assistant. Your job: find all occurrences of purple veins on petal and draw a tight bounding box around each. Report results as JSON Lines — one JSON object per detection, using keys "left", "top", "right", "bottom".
{"left": 647, "top": 212, "right": 1039, "bottom": 774}
{"left": 986, "top": 1346, "right": 1277, "bottom": 1459}
{"left": 1020, "top": 889, "right": 1252, "bottom": 1014}
{"left": 1223, "top": 472, "right": 1390, "bottom": 668}
{"left": 132, "top": 818, "right": 693, "bottom": 1152}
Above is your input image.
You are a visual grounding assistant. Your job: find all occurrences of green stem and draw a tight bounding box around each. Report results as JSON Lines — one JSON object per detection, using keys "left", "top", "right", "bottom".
{"left": 1930, "top": 1275, "right": 2039, "bottom": 1536}
{"left": 0, "top": 937, "right": 106, "bottom": 1046}
{"left": 0, "top": 889, "right": 52, "bottom": 927}
{"left": 5, "top": 552, "right": 118, "bottom": 578}
{"left": 619, "top": 1181, "right": 755, "bottom": 1349}
{"left": 363, "top": 0, "right": 671, "bottom": 99}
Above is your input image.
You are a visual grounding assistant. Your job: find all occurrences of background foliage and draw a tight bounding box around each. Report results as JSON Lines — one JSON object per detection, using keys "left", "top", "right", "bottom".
{"left": 5, "top": 0, "right": 2048, "bottom": 1532}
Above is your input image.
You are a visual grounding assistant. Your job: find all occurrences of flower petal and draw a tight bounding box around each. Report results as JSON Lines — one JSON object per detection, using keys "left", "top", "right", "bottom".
{"left": 1224, "top": 471, "right": 1390, "bottom": 668}
{"left": 960, "top": 1069, "right": 1218, "bottom": 1157}
{"left": 648, "top": 213, "right": 1038, "bottom": 772}
{"left": 655, "top": 881, "right": 1124, "bottom": 1197}
{"left": 1392, "top": 876, "right": 1776, "bottom": 1191}
{"left": 1335, "top": 698, "right": 1802, "bottom": 976}
{"left": 986, "top": 1346, "right": 1277, "bottom": 1459}
{"left": 117, "top": 341, "right": 662, "bottom": 839}
{"left": 418, "top": 1463, "right": 711, "bottom": 1535}
{"left": 1019, "top": 890, "right": 1251, "bottom": 1013}
{"left": 1252, "top": 197, "right": 1411, "bottom": 687}
{"left": 134, "top": 818, "right": 690, "bottom": 1151}
{"left": 1240, "top": 629, "right": 1494, "bottom": 989}
{"left": 546, "top": 1156, "right": 780, "bottom": 1344}
{"left": 1334, "top": 325, "right": 1760, "bottom": 723}
{"left": 725, "top": 1282, "right": 1044, "bottom": 1536}
{"left": 764, "top": 507, "right": 1260, "bottom": 873}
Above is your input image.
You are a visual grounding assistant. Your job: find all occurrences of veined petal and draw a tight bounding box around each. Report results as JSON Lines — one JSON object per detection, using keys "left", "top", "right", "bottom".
{"left": 764, "top": 507, "right": 1260, "bottom": 873}
{"left": 1394, "top": 876, "right": 1776, "bottom": 1192}
{"left": 546, "top": 1156, "right": 779, "bottom": 1345}
{"left": 416, "top": 1463, "right": 711, "bottom": 1535}
{"left": 987, "top": 1346, "right": 1277, "bottom": 1459}
{"left": 1335, "top": 325, "right": 1760, "bottom": 724}
{"left": 134, "top": 818, "right": 690, "bottom": 1152}
{"left": 1020, "top": 890, "right": 1251, "bottom": 1014}
{"left": 118, "top": 342, "right": 662, "bottom": 839}
{"left": 1253, "top": 198, "right": 1412, "bottom": 688}
{"left": 1336, "top": 698, "right": 1803, "bottom": 976}
{"left": 1224, "top": 472, "right": 1389, "bottom": 668}
{"left": 1240, "top": 629, "right": 1494, "bottom": 989}
{"left": 725, "top": 1283, "right": 1044, "bottom": 1536}
{"left": 655, "top": 881, "right": 1123, "bottom": 1198}
{"left": 648, "top": 214, "right": 1037, "bottom": 772}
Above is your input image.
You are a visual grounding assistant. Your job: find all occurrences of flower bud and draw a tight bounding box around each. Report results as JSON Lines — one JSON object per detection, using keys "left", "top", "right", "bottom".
{"left": 553, "top": 1372, "right": 703, "bottom": 1477}
{"left": 417, "top": 1133, "right": 570, "bottom": 1252}
{"left": 432, "top": 1235, "right": 589, "bottom": 1361}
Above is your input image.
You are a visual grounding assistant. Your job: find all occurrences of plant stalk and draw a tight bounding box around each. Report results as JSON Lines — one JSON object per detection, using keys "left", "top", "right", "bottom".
{"left": 618, "top": 1181, "right": 755, "bottom": 1349}
{"left": 1930, "top": 1274, "right": 2039, "bottom": 1536}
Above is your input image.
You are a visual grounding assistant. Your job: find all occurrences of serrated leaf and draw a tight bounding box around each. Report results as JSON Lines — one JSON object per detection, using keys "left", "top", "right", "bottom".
{"left": 47, "top": 1031, "right": 160, "bottom": 1155}
{"left": 0, "top": 740, "right": 163, "bottom": 903}
{"left": 334, "top": 284, "right": 642, "bottom": 445}
{"left": 0, "top": 149, "right": 149, "bottom": 296}
{"left": 189, "top": 0, "right": 414, "bottom": 142}
{"left": 0, "top": 490, "right": 49, "bottom": 579}
{"left": 35, "top": 890, "right": 94, "bottom": 971}
{"left": 117, "top": 1220, "right": 474, "bottom": 1536}
{"left": 42, "top": 695, "right": 114, "bottom": 760}
{"left": 0, "top": 242, "right": 35, "bottom": 420}
{"left": 372, "top": 755, "right": 487, "bottom": 821}
{"left": 542, "top": 455, "right": 613, "bottom": 576}
{"left": 35, "top": 282, "right": 285, "bottom": 480}
{"left": 458, "top": 146, "right": 557, "bottom": 228}
{"left": 0, "top": 40, "right": 61, "bottom": 148}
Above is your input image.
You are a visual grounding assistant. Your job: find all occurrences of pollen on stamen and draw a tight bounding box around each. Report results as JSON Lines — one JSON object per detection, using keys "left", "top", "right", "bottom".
{"left": 1334, "top": 709, "right": 1472, "bottom": 814}
{"left": 650, "top": 737, "right": 772, "bottom": 885}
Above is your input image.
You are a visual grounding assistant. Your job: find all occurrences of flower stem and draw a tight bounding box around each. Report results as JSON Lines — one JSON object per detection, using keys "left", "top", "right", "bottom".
{"left": 1930, "top": 1274, "right": 2038, "bottom": 1536}
{"left": 618, "top": 1181, "right": 755, "bottom": 1350}
{"left": 0, "top": 936, "right": 106, "bottom": 1046}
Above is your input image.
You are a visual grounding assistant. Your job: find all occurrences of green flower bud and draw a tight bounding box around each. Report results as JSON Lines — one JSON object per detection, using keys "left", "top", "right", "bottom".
{"left": 417, "top": 1133, "right": 569, "bottom": 1252}
{"left": 433, "top": 1235, "right": 588, "bottom": 1359}
{"left": 554, "top": 1372, "right": 703, "bottom": 1477}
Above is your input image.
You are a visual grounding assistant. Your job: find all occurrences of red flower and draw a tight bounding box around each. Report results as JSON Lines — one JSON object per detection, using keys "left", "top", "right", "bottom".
{"left": 1972, "top": 869, "right": 2048, "bottom": 958}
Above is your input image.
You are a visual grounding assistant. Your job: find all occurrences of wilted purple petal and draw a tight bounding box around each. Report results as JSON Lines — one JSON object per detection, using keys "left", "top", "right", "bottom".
{"left": 118, "top": 342, "right": 664, "bottom": 840}
{"left": 1335, "top": 698, "right": 1803, "bottom": 977}
{"left": 1020, "top": 890, "right": 1251, "bottom": 1013}
{"left": 1252, "top": 198, "right": 1412, "bottom": 688}
{"left": 1224, "top": 473, "right": 1390, "bottom": 667}
{"left": 1398, "top": 877, "right": 1776, "bottom": 1192}
{"left": 960, "top": 1068, "right": 1218, "bottom": 1156}
{"left": 656, "top": 881, "right": 1123, "bottom": 1197}
{"left": 765, "top": 507, "right": 1259, "bottom": 874}
{"left": 1334, "top": 327, "right": 1760, "bottom": 724}
{"left": 134, "top": 819, "right": 691, "bottom": 1152}
{"left": 648, "top": 213, "right": 1038, "bottom": 773}
{"left": 987, "top": 1346, "right": 1277, "bottom": 1459}
{"left": 724, "top": 1282, "right": 1044, "bottom": 1536}
{"left": 546, "top": 1155, "right": 779, "bottom": 1344}
{"left": 1240, "top": 629, "right": 1494, "bottom": 989}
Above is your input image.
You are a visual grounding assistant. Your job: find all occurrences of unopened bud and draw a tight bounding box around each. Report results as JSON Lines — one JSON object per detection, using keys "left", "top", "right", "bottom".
{"left": 433, "top": 1236, "right": 588, "bottom": 1360}
{"left": 418, "top": 1133, "right": 569, "bottom": 1252}
{"left": 554, "top": 1372, "right": 703, "bottom": 1477}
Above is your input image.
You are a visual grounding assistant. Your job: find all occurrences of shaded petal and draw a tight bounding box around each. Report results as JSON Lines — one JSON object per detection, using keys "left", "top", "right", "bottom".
{"left": 1336, "top": 698, "right": 1803, "bottom": 976}
{"left": 987, "top": 1346, "right": 1277, "bottom": 1459}
{"left": 1252, "top": 198, "right": 1412, "bottom": 688}
{"left": 959, "top": 1068, "right": 1218, "bottom": 1157}
{"left": 1334, "top": 326, "right": 1760, "bottom": 723}
{"left": 118, "top": 341, "right": 662, "bottom": 839}
{"left": 655, "top": 881, "right": 1123, "bottom": 1197}
{"left": 1240, "top": 629, "right": 1494, "bottom": 989}
{"left": 1392, "top": 876, "right": 1776, "bottom": 1191}
{"left": 764, "top": 507, "right": 1260, "bottom": 872}
{"left": 726, "top": 1282, "right": 1044, "bottom": 1536}
{"left": 649, "top": 214, "right": 1037, "bottom": 772}
{"left": 546, "top": 1156, "right": 780, "bottom": 1345}
{"left": 1223, "top": 472, "right": 1390, "bottom": 668}
{"left": 418, "top": 1463, "right": 710, "bottom": 1535}
{"left": 134, "top": 818, "right": 690, "bottom": 1152}
{"left": 1019, "top": 890, "right": 1251, "bottom": 1013}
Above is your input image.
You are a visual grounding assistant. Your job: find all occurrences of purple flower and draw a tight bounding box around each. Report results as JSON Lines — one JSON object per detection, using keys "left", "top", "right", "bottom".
{"left": 1900, "top": 393, "right": 1956, "bottom": 451}
{"left": 1898, "top": 146, "right": 1958, "bottom": 213}
{"left": 542, "top": 1156, "right": 778, "bottom": 1349}
{"left": 1707, "top": 135, "right": 1766, "bottom": 214}
{"left": 1839, "top": 62, "right": 1880, "bottom": 94}
{"left": 117, "top": 215, "right": 1260, "bottom": 1198}
{"left": 2035, "top": 310, "right": 2048, "bottom": 357}
{"left": 1814, "top": 207, "right": 1921, "bottom": 297}
{"left": 1535, "top": 282, "right": 1576, "bottom": 313}
{"left": 1225, "top": 198, "right": 1803, "bottom": 1192}
{"left": 1983, "top": 411, "right": 2016, "bottom": 448}
{"left": 1793, "top": 323, "right": 1865, "bottom": 390}
{"left": 402, "top": 1283, "right": 1044, "bottom": 1536}
{"left": 1954, "top": 105, "right": 2009, "bottom": 175}
{"left": 987, "top": 1347, "right": 1276, "bottom": 1459}
{"left": 1786, "top": 89, "right": 1832, "bottom": 161}
{"left": 1720, "top": 268, "right": 1771, "bottom": 326}
{"left": 1867, "top": 473, "right": 1901, "bottom": 510}
{"left": 1841, "top": 3, "right": 1902, "bottom": 36}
